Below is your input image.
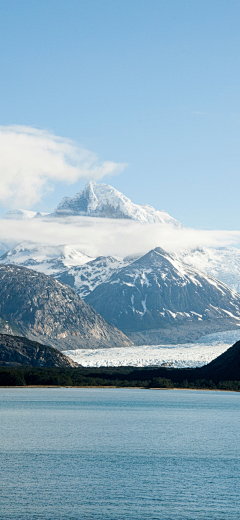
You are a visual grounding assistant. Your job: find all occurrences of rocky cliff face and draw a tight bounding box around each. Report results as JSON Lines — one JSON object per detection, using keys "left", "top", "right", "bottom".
{"left": 0, "top": 265, "right": 134, "bottom": 350}
{"left": 85, "top": 247, "right": 240, "bottom": 344}
{"left": 0, "top": 334, "right": 78, "bottom": 367}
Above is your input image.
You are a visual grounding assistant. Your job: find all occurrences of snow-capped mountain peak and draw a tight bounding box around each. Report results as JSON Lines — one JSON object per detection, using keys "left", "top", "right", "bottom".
{"left": 52, "top": 181, "right": 183, "bottom": 227}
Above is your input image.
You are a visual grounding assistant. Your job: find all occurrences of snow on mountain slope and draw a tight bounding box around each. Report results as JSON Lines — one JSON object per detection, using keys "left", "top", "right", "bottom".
{"left": 58, "top": 253, "right": 143, "bottom": 298}
{"left": 3, "top": 241, "right": 240, "bottom": 311}
{"left": 59, "top": 255, "right": 126, "bottom": 298}
{"left": 85, "top": 247, "right": 240, "bottom": 344}
{"left": 52, "top": 180, "right": 183, "bottom": 227}
{"left": 0, "top": 242, "right": 141, "bottom": 298}
{"left": 2, "top": 241, "right": 240, "bottom": 348}
{"left": 175, "top": 246, "right": 240, "bottom": 293}
{"left": 0, "top": 242, "right": 92, "bottom": 277}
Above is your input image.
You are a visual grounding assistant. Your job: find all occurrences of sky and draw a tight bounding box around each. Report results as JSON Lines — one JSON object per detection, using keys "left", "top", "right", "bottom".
{"left": 0, "top": 0, "right": 240, "bottom": 229}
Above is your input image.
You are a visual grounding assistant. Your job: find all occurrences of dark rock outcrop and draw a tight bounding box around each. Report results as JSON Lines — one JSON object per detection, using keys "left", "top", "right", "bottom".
{"left": 0, "top": 264, "right": 134, "bottom": 351}
{"left": 0, "top": 334, "right": 78, "bottom": 367}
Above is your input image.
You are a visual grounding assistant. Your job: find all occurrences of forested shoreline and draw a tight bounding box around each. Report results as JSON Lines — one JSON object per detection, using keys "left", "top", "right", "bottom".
{"left": 0, "top": 366, "right": 240, "bottom": 391}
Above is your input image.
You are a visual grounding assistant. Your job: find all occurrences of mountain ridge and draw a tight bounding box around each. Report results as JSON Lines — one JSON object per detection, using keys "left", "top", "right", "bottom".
{"left": 2, "top": 243, "right": 240, "bottom": 345}
{"left": 2, "top": 241, "right": 240, "bottom": 298}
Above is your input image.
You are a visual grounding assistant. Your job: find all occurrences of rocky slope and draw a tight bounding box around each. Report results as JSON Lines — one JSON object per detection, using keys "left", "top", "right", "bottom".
{"left": 85, "top": 247, "right": 240, "bottom": 344}
{"left": 0, "top": 265, "right": 134, "bottom": 351}
{"left": 51, "top": 181, "right": 183, "bottom": 226}
{"left": 0, "top": 334, "right": 78, "bottom": 367}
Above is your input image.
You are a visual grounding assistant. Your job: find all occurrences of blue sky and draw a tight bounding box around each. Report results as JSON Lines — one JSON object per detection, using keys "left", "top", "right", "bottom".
{"left": 0, "top": 0, "right": 240, "bottom": 229}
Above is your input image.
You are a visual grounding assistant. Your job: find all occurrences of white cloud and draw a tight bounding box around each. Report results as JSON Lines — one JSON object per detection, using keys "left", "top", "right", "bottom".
{"left": 0, "top": 125, "right": 127, "bottom": 208}
{"left": 0, "top": 216, "right": 240, "bottom": 258}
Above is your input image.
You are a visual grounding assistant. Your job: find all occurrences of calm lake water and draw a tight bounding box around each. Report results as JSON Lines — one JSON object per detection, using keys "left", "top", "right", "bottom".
{"left": 0, "top": 388, "right": 239, "bottom": 520}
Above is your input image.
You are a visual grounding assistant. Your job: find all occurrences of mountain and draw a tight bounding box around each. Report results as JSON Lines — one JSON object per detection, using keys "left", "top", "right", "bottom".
{"left": 85, "top": 247, "right": 240, "bottom": 345}
{"left": 3, "top": 242, "right": 240, "bottom": 347}
{"left": 0, "top": 264, "right": 134, "bottom": 351}
{"left": 0, "top": 242, "right": 140, "bottom": 298}
{"left": 59, "top": 255, "right": 125, "bottom": 298}
{"left": 0, "top": 334, "right": 78, "bottom": 367}
{"left": 175, "top": 246, "right": 240, "bottom": 294}
{"left": 2, "top": 242, "right": 240, "bottom": 298}
{"left": 51, "top": 181, "right": 183, "bottom": 227}
{"left": 61, "top": 254, "right": 141, "bottom": 298}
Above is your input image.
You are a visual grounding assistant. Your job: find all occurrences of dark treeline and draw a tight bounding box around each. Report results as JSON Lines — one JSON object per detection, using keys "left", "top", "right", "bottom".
{"left": 0, "top": 366, "right": 240, "bottom": 391}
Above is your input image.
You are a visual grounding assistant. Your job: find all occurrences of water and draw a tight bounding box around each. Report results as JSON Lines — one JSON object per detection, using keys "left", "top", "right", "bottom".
{"left": 0, "top": 388, "right": 239, "bottom": 520}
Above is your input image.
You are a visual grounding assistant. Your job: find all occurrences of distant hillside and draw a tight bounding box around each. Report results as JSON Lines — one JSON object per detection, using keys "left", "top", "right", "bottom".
{"left": 0, "top": 264, "right": 134, "bottom": 351}
{"left": 0, "top": 334, "right": 78, "bottom": 367}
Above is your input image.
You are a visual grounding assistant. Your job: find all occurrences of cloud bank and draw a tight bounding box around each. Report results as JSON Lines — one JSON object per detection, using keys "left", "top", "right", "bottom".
{"left": 0, "top": 125, "right": 127, "bottom": 208}
{"left": 0, "top": 216, "right": 240, "bottom": 258}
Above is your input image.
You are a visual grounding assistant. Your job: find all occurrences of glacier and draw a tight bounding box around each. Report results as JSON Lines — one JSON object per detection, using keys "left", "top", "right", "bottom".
{"left": 63, "top": 329, "right": 240, "bottom": 368}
